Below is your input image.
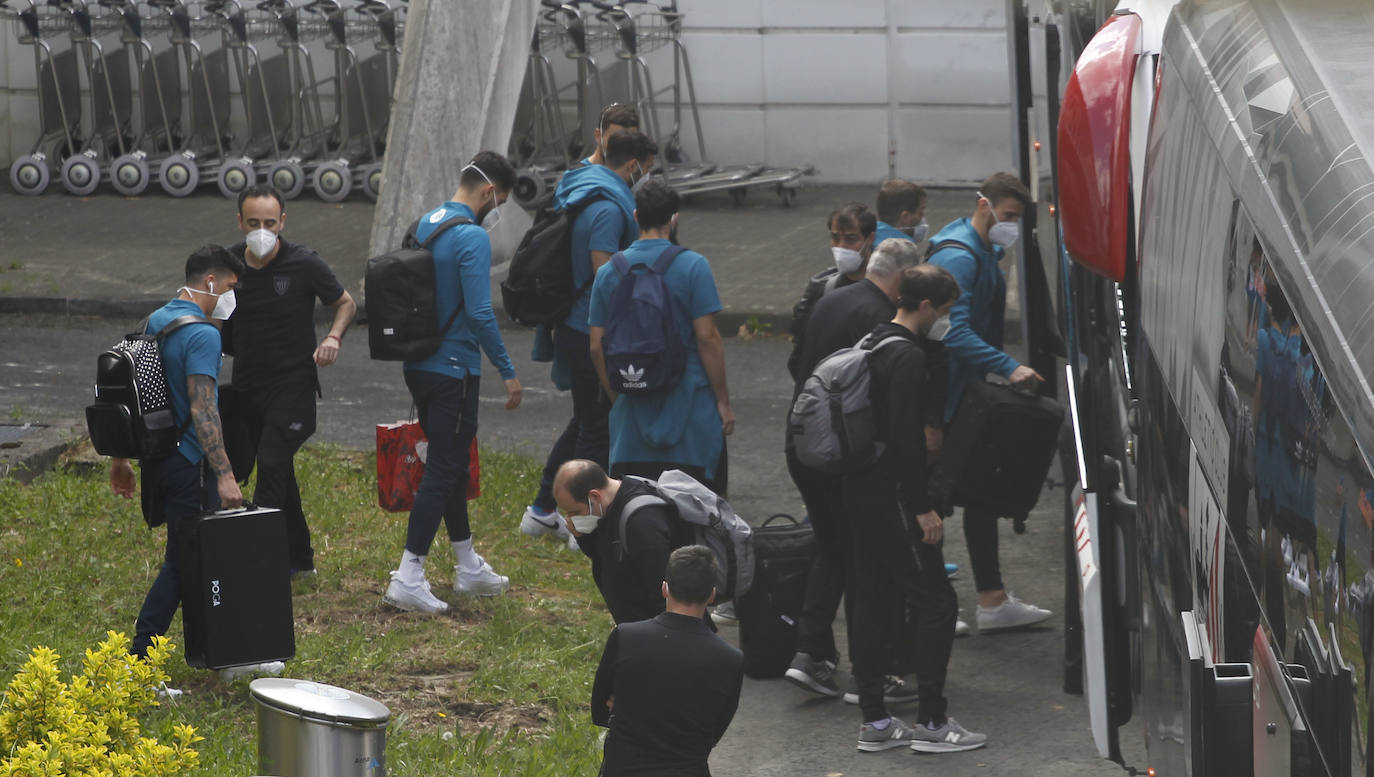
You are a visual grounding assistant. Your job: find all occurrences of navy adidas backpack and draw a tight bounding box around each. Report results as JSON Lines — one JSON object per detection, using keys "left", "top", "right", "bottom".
{"left": 603, "top": 245, "right": 688, "bottom": 394}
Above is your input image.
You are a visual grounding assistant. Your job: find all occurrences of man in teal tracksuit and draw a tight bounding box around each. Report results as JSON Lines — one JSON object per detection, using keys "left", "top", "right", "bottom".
{"left": 927, "top": 172, "right": 1050, "bottom": 633}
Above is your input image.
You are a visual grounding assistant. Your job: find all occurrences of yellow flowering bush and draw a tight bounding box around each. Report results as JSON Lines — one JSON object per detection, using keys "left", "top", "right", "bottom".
{"left": 0, "top": 631, "right": 201, "bottom": 776}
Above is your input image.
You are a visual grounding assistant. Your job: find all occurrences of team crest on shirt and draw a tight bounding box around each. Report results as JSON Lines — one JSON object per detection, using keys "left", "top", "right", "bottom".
{"left": 428, "top": 209, "right": 447, "bottom": 223}
{"left": 274, "top": 275, "right": 291, "bottom": 296}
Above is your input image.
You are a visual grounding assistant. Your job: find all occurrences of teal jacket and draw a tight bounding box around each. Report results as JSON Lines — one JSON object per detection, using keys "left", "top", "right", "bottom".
{"left": 927, "top": 217, "right": 1019, "bottom": 421}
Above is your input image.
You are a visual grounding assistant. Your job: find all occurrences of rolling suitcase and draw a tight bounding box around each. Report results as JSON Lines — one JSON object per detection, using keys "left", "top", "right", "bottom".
{"left": 930, "top": 380, "right": 1064, "bottom": 519}
{"left": 735, "top": 514, "right": 815, "bottom": 679}
{"left": 179, "top": 505, "right": 295, "bottom": 669}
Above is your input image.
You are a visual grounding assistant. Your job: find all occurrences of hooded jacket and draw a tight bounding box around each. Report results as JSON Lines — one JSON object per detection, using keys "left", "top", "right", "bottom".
{"left": 927, "top": 217, "right": 1020, "bottom": 420}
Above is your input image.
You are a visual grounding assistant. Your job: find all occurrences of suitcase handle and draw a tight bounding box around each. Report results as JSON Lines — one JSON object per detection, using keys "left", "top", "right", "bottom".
{"left": 209, "top": 501, "right": 260, "bottom": 516}
{"left": 760, "top": 513, "right": 803, "bottom": 528}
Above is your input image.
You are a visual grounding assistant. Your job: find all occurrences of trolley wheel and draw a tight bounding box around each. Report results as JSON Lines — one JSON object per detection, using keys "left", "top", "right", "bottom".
{"left": 728, "top": 187, "right": 746, "bottom": 207}
{"left": 269, "top": 160, "right": 307, "bottom": 200}
{"left": 9, "top": 155, "right": 50, "bottom": 196}
{"left": 217, "top": 158, "right": 256, "bottom": 199}
{"left": 512, "top": 169, "right": 547, "bottom": 210}
{"left": 361, "top": 166, "right": 383, "bottom": 202}
{"left": 778, "top": 186, "right": 796, "bottom": 208}
{"left": 158, "top": 154, "right": 200, "bottom": 197}
{"left": 312, "top": 160, "right": 352, "bottom": 202}
{"left": 110, "top": 154, "right": 151, "bottom": 197}
{"left": 60, "top": 154, "right": 101, "bottom": 197}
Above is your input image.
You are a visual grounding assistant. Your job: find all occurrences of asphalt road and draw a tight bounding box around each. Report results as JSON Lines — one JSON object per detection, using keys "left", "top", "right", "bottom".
{"left": 1, "top": 312, "right": 1124, "bottom": 776}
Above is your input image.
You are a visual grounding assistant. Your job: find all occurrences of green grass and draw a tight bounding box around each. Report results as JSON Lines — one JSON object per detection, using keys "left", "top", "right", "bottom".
{"left": 0, "top": 444, "right": 611, "bottom": 775}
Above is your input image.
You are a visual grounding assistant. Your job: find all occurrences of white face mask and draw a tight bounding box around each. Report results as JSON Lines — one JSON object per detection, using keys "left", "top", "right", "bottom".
{"left": 570, "top": 499, "right": 602, "bottom": 534}
{"left": 926, "top": 314, "right": 951, "bottom": 341}
{"left": 978, "top": 191, "right": 1022, "bottom": 249}
{"left": 481, "top": 204, "right": 502, "bottom": 233}
{"left": 245, "top": 228, "right": 277, "bottom": 260}
{"left": 832, "top": 245, "right": 864, "bottom": 275}
{"left": 182, "top": 281, "right": 237, "bottom": 320}
{"left": 988, "top": 220, "right": 1020, "bottom": 249}
{"left": 903, "top": 220, "right": 930, "bottom": 244}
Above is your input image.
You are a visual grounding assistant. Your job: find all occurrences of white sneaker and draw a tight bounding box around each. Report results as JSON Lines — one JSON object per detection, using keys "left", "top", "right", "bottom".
{"left": 217, "top": 660, "right": 285, "bottom": 683}
{"left": 520, "top": 505, "right": 570, "bottom": 539}
{"left": 955, "top": 619, "right": 971, "bottom": 637}
{"left": 156, "top": 683, "right": 185, "bottom": 699}
{"left": 456, "top": 556, "right": 510, "bottom": 597}
{"left": 384, "top": 572, "right": 450, "bottom": 614}
{"left": 567, "top": 532, "right": 581, "bottom": 551}
{"left": 976, "top": 592, "right": 1052, "bottom": 632}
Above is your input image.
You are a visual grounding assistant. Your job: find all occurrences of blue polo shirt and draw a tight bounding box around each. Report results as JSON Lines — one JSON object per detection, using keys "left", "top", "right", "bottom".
{"left": 405, "top": 202, "right": 516, "bottom": 381}
{"left": 147, "top": 298, "right": 221, "bottom": 465}
{"left": 588, "top": 238, "right": 725, "bottom": 476}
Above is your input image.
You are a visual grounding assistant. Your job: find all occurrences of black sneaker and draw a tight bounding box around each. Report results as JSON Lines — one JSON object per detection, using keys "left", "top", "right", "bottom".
{"left": 843, "top": 675, "right": 919, "bottom": 705}
{"left": 784, "top": 652, "right": 842, "bottom": 698}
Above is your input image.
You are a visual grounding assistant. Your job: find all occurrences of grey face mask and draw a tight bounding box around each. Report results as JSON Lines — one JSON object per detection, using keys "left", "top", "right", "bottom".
{"left": 902, "top": 221, "right": 930, "bottom": 244}
{"left": 926, "top": 314, "right": 951, "bottom": 341}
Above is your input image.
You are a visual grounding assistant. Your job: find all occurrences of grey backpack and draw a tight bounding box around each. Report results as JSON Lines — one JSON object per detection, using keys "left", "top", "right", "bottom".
{"left": 619, "top": 471, "right": 755, "bottom": 601}
{"left": 787, "top": 333, "right": 910, "bottom": 474}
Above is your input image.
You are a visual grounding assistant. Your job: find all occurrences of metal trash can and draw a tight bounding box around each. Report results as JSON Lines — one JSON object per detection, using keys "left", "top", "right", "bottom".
{"left": 250, "top": 679, "right": 390, "bottom": 777}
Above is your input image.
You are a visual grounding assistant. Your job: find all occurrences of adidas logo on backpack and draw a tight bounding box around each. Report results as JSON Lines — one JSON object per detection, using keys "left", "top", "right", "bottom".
{"left": 603, "top": 246, "right": 689, "bottom": 395}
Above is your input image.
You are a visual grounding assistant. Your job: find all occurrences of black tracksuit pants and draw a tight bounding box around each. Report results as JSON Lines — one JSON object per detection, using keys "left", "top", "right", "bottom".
{"left": 243, "top": 379, "right": 317, "bottom": 571}
{"left": 844, "top": 472, "right": 958, "bottom": 725}
{"left": 787, "top": 448, "right": 851, "bottom": 664}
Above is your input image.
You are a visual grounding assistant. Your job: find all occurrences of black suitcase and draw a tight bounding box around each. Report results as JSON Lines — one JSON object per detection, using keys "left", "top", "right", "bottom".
{"left": 930, "top": 380, "right": 1064, "bottom": 518}
{"left": 735, "top": 514, "right": 815, "bottom": 679}
{"left": 179, "top": 505, "right": 295, "bottom": 669}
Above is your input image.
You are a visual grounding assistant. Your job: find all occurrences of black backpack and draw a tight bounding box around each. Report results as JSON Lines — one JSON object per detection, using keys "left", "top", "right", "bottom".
{"left": 86, "top": 314, "right": 215, "bottom": 459}
{"left": 500, "top": 199, "right": 599, "bottom": 327}
{"left": 366, "top": 214, "right": 472, "bottom": 361}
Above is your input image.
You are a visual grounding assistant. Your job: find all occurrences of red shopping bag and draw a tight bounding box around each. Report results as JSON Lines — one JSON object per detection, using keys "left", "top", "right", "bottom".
{"left": 376, "top": 421, "right": 481, "bottom": 512}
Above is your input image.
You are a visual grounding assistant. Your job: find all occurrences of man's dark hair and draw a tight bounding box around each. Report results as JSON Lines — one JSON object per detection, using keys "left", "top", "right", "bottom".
{"left": 561, "top": 459, "right": 610, "bottom": 503}
{"left": 980, "top": 172, "right": 1032, "bottom": 209}
{"left": 606, "top": 130, "right": 658, "bottom": 169}
{"left": 896, "top": 263, "right": 959, "bottom": 311}
{"left": 664, "top": 545, "right": 718, "bottom": 605}
{"left": 828, "top": 202, "right": 877, "bottom": 237}
{"left": 635, "top": 179, "right": 680, "bottom": 229}
{"left": 237, "top": 184, "right": 284, "bottom": 215}
{"left": 599, "top": 102, "right": 640, "bottom": 132}
{"left": 876, "top": 179, "right": 927, "bottom": 224}
{"left": 184, "top": 244, "right": 246, "bottom": 283}
{"left": 461, "top": 150, "right": 517, "bottom": 193}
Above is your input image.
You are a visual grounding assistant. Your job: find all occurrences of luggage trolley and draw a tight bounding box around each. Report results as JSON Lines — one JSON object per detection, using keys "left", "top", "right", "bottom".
{"left": 299, "top": 0, "right": 386, "bottom": 202}
{"left": 6, "top": 0, "right": 83, "bottom": 195}
{"left": 54, "top": 0, "right": 135, "bottom": 196}
{"left": 348, "top": 0, "right": 402, "bottom": 200}
{"left": 253, "top": 0, "right": 320, "bottom": 199}
{"left": 511, "top": 0, "right": 607, "bottom": 210}
{"left": 103, "top": 0, "right": 184, "bottom": 196}
{"left": 511, "top": 1, "right": 576, "bottom": 171}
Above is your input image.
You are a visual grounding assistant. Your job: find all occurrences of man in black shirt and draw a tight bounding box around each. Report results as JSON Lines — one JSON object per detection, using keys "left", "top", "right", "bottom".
{"left": 224, "top": 184, "right": 357, "bottom": 576}
{"left": 848, "top": 264, "right": 986, "bottom": 755}
{"left": 553, "top": 459, "right": 684, "bottom": 624}
{"left": 785, "top": 238, "right": 947, "bottom": 700}
{"left": 592, "top": 545, "right": 743, "bottom": 777}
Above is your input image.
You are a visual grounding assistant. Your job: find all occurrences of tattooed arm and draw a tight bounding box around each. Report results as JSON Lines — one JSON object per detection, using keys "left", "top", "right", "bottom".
{"left": 188, "top": 374, "right": 243, "bottom": 508}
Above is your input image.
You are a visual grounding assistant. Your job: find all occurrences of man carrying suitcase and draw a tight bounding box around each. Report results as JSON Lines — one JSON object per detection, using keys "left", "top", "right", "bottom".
{"left": 109, "top": 245, "right": 283, "bottom": 682}
{"left": 927, "top": 173, "right": 1051, "bottom": 632}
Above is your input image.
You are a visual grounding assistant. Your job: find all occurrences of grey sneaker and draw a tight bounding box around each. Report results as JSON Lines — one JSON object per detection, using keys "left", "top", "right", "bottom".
{"left": 857, "top": 716, "right": 921, "bottom": 752}
{"left": 711, "top": 600, "right": 737, "bottom": 621}
{"left": 909, "top": 717, "right": 988, "bottom": 753}
{"left": 976, "top": 592, "right": 1051, "bottom": 632}
{"left": 455, "top": 556, "right": 510, "bottom": 597}
{"left": 384, "top": 572, "right": 450, "bottom": 614}
{"left": 843, "top": 675, "right": 919, "bottom": 705}
{"left": 784, "top": 652, "right": 842, "bottom": 698}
